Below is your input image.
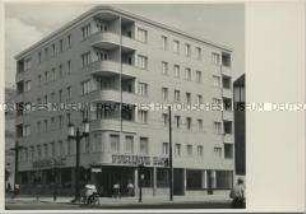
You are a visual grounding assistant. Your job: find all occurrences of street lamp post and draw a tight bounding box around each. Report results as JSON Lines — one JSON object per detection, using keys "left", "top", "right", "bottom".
{"left": 11, "top": 143, "right": 25, "bottom": 188}
{"left": 68, "top": 119, "right": 89, "bottom": 202}
{"left": 138, "top": 164, "right": 145, "bottom": 203}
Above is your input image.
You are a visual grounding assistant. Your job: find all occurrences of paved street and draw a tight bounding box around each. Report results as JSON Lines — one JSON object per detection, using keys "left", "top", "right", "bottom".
{"left": 5, "top": 195, "right": 237, "bottom": 210}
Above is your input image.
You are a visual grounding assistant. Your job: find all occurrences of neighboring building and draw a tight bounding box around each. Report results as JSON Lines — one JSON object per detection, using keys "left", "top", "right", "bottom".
{"left": 15, "top": 6, "right": 234, "bottom": 196}
{"left": 5, "top": 87, "right": 16, "bottom": 189}
{"left": 234, "top": 74, "right": 245, "bottom": 176}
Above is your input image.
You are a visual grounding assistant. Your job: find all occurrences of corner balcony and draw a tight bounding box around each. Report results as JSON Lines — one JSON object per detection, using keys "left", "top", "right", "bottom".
{"left": 16, "top": 72, "right": 25, "bottom": 82}
{"left": 89, "top": 89, "right": 137, "bottom": 105}
{"left": 89, "top": 60, "right": 143, "bottom": 78}
{"left": 90, "top": 119, "right": 137, "bottom": 133}
{"left": 89, "top": 32, "right": 120, "bottom": 49}
{"left": 89, "top": 60, "right": 121, "bottom": 76}
{"left": 223, "top": 110, "right": 234, "bottom": 121}
{"left": 223, "top": 133, "right": 234, "bottom": 143}
{"left": 223, "top": 88, "right": 233, "bottom": 98}
{"left": 221, "top": 66, "right": 231, "bottom": 76}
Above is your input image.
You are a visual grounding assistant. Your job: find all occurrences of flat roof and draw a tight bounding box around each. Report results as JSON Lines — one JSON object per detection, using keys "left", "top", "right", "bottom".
{"left": 15, "top": 5, "right": 233, "bottom": 59}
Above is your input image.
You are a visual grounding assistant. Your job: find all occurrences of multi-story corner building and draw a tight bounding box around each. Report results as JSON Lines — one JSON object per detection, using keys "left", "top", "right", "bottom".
{"left": 15, "top": 5, "right": 234, "bottom": 196}
{"left": 5, "top": 87, "right": 16, "bottom": 189}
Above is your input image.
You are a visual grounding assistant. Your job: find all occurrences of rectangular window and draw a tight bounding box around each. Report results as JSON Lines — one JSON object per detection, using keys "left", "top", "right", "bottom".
{"left": 38, "top": 75, "right": 42, "bottom": 85}
{"left": 197, "top": 119, "right": 203, "bottom": 131}
{"left": 81, "top": 23, "right": 91, "bottom": 39}
{"left": 137, "top": 28, "right": 148, "bottom": 43}
{"left": 59, "top": 64, "right": 63, "bottom": 77}
{"left": 59, "top": 39, "right": 64, "bottom": 53}
{"left": 174, "top": 90, "right": 180, "bottom": 102}
{"left": 38, "top": 51, "right": 42, "bottom": 64}
{"left": 44, "top": 47, "right": 49, "bottom": 59}
{"left": 44, "top": 120, "right": 48, "bottom": 132}
{"left": 196, "top": 71, "right": 202, "bottom": 83}
{"left": 25, "top": 80, "right": 31, "bottom": 92}
{"left": 214, "top": 121, "right": 222, "bottom": 134}
{"left": 44, "top": 144, "right": 49, "bottom": 157}
{"left": 222, "top": 76, "right": 231, "bottom": 89}
{"left": 197, "top": 145, "right": 203, "bottom": 156}
{"left": 140, "top": 137, "right": 149, "bottom": 154}
{"left": 67, "top": 34, "right": 72, "bottom": 49}
{"left": 162, "top": 142, "right": 169, "bottom": 155}
{"left": 224, "top": 121, "right": 232, "bottom": 134}
{"left": 125, "top": 136, "right": 134, "bottom": 154}
{"left": 162, "top": 87, "right": 168, "bottom": 102}
{"left": 59, "top": 115, "right": 63, "bottom": 128}
{"left": 138, "top": 110, "right": 148, "bottom": 124}
{"left": 137, "top": 55, "right": 148, "bottom": 69}
{"left": 175, "top": 144, "right": 181, "bottom": 156}
{"left": 162, "top": 113, "right": 168, "bottom": 126}
{"left": 212, "top": 52, "right": 220, "bottom": 65}
{"left": 44, "top": 71, "right": 48, "bottom": 83}
{"left": 23, "top": 125, "right": 31, "bottom": 137}
{"left": 173, "top": 40, "right": 180, "bottom": 54}
{"left": 214, "top": 147, "right": 222, "bottom": 158}
{"left": 81, "top": 52, "right": 91, "bottom": 67}
{"left": 186, "top": 92, "right": 191, "bottom": 104}
{"left": 213, "top": 75, "right": 221, "bottom": 87}
{"left": 174, "top": 65, "right": 180, "bottom": 78}
{"left": 175, "top": 115, "right": 181, "bottom": 128}
{"left": 51, "top": 142, "right": 55, "bottom": 157}
{"left": 67, "top": 86, "right": 71, "bottom": 100}
{"left": 222, "top": 52, "right": 231, "bottom": 67}
{"left": 162, "top": 35, "right": 168, "bottom": 50}
{"left": 51, "top": 44, "right": 56, "bottom": 57}
{"left": 110, "top": 134, "right": 120, "bottom": 153}
{"left": 197, "top": 94, "right": 203, "bottom": 104}
{"left": 224, "top": 144, "right": 233, "bottom": 159}
{"left": 52, "top": 68, "right": 56, "bottom": 81}
{"left": 59, "top": 89, "right": 63, "bottom": 102}
{"left": 186, "top": 117, "right": 192, "bottom": 130}
{"left": 37, "top": 121, "right": 41, "bottom": 133}
{"left": 185, "top": 43, "right": 191, "bottom": 57}
{"left": 185, "top": 68, "right": 191, "bottom": 81}
{"left": 162, "top": 61, "right": 168, "bottom": 75}
{"left": 187, "top": 145, "right": 193, "bottom": 156}
{"left": 138, "top": 82, "right": 148, "bottom": 96}
{"left": 196, "top": 47, "right": 201, "bottom": 60}
{"left": 67, "top": 60, "right": 71, "bottom": 75}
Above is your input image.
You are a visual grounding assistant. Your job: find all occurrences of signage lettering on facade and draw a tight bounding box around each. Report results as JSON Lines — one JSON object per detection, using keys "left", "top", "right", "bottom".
{"left": 112, "top": 154, "right": 168, "bottom": 167}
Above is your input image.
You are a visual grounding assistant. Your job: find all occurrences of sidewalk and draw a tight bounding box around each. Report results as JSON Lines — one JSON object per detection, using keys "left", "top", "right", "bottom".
{"left": 6, "top": 194, "right": 231, "bottom": 206}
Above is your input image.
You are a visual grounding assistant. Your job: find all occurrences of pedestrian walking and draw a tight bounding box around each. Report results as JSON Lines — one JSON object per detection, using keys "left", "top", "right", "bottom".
{"left": 229, "top": 178, "right": 245, "bottom": 208}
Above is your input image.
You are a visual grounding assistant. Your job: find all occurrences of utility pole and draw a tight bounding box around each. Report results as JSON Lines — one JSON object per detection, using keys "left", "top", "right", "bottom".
{"left": 168, "top": 106, "right": 173, "bottom": 201}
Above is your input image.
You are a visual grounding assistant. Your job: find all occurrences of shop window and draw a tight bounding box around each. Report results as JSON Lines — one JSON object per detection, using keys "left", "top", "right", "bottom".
{"left": 157, "top": 168, "right": 169, "bottom": 188}
{"left": 186, "top": 170, "right": 202, "bottom": 190}
{"left": 216, "top": 170, "right": 233, "bottom": 189}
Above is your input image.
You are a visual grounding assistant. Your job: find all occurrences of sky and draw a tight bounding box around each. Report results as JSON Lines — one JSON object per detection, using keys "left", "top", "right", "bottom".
{"left": 4, "top": 3, "right": 245, "bottom": 88}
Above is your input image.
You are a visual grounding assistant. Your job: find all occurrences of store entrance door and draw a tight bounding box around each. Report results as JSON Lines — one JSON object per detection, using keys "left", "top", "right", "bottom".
{"left": 173, "top": 168, "right": 185, "bottom": 195}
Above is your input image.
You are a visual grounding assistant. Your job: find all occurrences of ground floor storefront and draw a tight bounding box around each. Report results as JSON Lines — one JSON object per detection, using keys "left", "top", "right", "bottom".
{"left": 18, "top": 165, "right": 233, "bottom": 197}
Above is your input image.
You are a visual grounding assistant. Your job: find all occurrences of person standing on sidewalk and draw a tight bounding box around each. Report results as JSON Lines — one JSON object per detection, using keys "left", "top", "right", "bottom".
{"left": 113, "top": 182, "right": 121, "bottom": 199}
{"left": 229, "top": 178, "right": 245, "bottom": 208}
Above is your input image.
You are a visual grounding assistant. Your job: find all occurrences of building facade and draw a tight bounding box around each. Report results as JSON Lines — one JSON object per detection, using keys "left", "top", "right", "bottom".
{"left": 5, "top": 87, "right": 16, "bottom": 189}
{"left": 15, "top": 6, "right": 234, "bottom": 197}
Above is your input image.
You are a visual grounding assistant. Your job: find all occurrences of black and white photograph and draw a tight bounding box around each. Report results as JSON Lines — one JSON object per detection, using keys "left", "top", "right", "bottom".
{"left": 1, "top": 1, "right": 304, "bottom": 212}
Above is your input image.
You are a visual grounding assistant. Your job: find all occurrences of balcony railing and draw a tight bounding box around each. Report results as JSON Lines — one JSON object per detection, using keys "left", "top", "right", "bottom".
{"left": 89, "top": 89, "right": 136, "bottom": 105}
